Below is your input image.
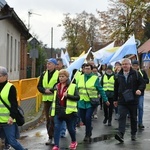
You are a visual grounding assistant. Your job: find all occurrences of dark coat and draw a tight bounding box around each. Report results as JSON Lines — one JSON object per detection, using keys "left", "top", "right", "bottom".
{"left": 114, "top": 68, "right": 146, "bottom": 105}
{"left": 139, "top": 69, "right": 149, "bottom": 95}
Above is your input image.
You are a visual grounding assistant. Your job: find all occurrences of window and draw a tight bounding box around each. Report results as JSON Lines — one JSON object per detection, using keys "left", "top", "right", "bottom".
{"left": 14, "top": 39, "right": 17, "bottom": 71}
{"left": 6, "top": 34, "right": 9, "bottom": 71}
{"left": 10, "top": 36, "right": 13, "bottom": 72}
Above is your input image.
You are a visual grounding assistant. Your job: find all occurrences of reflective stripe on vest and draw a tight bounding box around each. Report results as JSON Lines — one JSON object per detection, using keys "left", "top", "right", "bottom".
{"left": 139, "top": 70, "right": 143, "bottom": 77}
{"left": 103, "top": 75, "right": 114, "bottom": 91}
{"left": 42, "top": 70, "right": 59, "bottom": 101}
{"left": 0, "top": 83, "right": 12, "bottom": 123}
{"left": 51, "top": 83, "right": 77, "bottom": 116}
{"left": 78, "top": 75, "right": 98, "bottom": 101}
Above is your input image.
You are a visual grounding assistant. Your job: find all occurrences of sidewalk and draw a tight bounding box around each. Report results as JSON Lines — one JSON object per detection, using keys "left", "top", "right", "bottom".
{"left": 19, "top": 103, "right": 44, "bottom": 132}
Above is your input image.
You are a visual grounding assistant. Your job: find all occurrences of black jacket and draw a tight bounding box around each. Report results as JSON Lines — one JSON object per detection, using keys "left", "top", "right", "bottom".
{"left": 114, "top": 68, "right": 146, "bottom": 105}
{"left": 139, "top": 69, "right": 149, "bottom": 95}
{"left": 37, "top": 69, "right": 59, "bottom": 94}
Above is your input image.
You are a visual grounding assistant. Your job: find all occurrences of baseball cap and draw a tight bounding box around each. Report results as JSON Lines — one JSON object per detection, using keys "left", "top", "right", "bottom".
{"left": 47, "top": 58, "right": 58, "bottom": 65}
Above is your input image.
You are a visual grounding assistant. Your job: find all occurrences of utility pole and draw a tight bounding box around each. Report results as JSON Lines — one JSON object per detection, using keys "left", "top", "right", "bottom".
{"left": 50, "top": 27, "right": 53, "bottom": 57}
{"left": 28, "top": 10, "right": 41, "bottom": 77}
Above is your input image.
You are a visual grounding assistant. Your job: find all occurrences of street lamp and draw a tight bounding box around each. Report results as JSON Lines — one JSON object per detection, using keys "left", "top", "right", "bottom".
{"left": 28, "top": 10, "right": 41, "bottom": 30}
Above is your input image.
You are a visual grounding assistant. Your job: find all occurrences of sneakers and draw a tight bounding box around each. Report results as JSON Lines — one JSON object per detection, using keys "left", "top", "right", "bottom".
{"left": 131, "top": 135, "right": 136, "bottom": 141}
{"left": 52, "top": 145, "right": 60, "bottom": 150}
{"left": 103, "top": 118, "right": 107, "bottom": 124}
{"left": 69, "top": 141, "right": 78, "bottom": 150}
{"left": 115, "top": 132, "right": 124, "bottom": 143}
{"left": 45, "top": 138, "right": 54, "bottom": 145}
{"left": 3, "top": 145, "right": 11, "bottom": 150}
{"left": 138, "top": 124, "right": 145, "bottom": 129}
{"left": 83, "top": 136, "right": 91, "bottom": 142}
{"left": 94, "top": 114, "right": 98, "bottom": 119}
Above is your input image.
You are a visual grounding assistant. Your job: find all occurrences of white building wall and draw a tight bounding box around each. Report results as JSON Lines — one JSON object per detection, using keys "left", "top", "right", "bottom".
{"left": 0, "top": 19, "right": 20, "bottom": 80}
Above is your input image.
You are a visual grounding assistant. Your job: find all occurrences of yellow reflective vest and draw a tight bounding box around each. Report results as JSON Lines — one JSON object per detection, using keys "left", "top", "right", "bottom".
{"left": 0, "top": 82, "right": 12, "bottom": 123}
{"left": 74, "top": 71, "right": 82, "bottom": 84}
{"left": 42, "top": 70, "right": 59, "bottom": 101}
{"left": 78, "top": 75, "right": 99, "bottom": 101}
{"left": 51, "top": 83, "right": 77, "bottom": 116}
{"left": 103, "top": 75, "right": 114, "bottom": 91}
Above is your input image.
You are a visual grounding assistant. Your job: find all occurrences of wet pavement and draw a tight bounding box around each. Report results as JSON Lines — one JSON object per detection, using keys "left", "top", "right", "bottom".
{"left": 1, "top": 92, "right": 150, "bottom": 150}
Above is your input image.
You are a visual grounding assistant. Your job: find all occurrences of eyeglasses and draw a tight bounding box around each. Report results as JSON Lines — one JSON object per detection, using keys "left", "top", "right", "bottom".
{"left": 122, "top": 63, "right": 130, "bottom": 65}
{"left": 84, "top": 68, "right": 91, "bottom": 70}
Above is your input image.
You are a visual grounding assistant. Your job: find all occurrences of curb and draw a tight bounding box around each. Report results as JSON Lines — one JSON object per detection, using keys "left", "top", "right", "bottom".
{"left": 19, "top": 106, "right": 44, "bottom": 132}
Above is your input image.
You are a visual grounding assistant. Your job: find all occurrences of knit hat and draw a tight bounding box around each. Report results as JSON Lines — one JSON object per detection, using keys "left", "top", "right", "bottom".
{"left": 132, "top": 60, "right": 139, "bottom": 65}
{"left": 47, "top": 58, "right": 58, "bottom": 65}
{"left": 106, "top": 65, "right": 113, "bottom": 70}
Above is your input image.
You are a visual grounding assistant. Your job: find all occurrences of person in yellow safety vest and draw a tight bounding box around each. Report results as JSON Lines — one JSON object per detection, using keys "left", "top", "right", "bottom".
{"left": 92, "top": 66, "right": 102, "bottom": 119}
{"left": 101, "top": 65, "right": 115, "bottom": 126}
{"left": 70, "top": 63, "right": 86, "bottom": 128}
{"left": 77, "top": 63, "right": 110, "bottom": 142}
{"left": 132, "top": 60, "right": 149, "bottom": 129}
{"left": 0, "top": 66, "right": 28, "bottom": 150}
{"left": 51, "top": 69, "right": 80, "bottom": 150}
{"left": 37, "top": 58, "right": 59, "bottom": 145}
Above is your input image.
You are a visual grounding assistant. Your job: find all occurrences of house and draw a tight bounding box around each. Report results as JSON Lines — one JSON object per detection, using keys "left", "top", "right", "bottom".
{"left": 0, "top": 0, "right": 31, "bottom": 80}
{"left": 138, "top": 39, "right": 150, "bottom": 77}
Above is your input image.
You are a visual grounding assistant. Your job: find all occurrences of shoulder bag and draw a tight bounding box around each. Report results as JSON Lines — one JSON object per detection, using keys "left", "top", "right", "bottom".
{"left": 0, "top": 96, "right": 25, "bottom": 126}
{"left": 84, "top": 83, "right": 100, "bottom": 107}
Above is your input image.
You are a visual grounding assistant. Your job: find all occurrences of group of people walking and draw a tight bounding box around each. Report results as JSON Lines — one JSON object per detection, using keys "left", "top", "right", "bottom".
{"left": 37, "top": 57, "right": 148, "bottom": 150}
{"left": 0, "top": 56, "right": 148, "bottom": 150}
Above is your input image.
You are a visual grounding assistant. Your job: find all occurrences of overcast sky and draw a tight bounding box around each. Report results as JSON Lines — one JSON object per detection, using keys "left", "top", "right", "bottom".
{"left": 6, "top": 0, "right": 109, "bottom": 48}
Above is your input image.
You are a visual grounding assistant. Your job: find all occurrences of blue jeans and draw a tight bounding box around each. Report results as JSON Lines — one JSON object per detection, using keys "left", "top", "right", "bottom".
{"left": 54, "top": 114, "right": 77, "bottom": 147}
{"left": 138, "top": 95, "right": 144, "bottom": 125}
{"left": 79, "top": 107, "right": 95, "bottom": 136}
{"left": 118, "top": 105, "right": 137, "bottom": 135}
{"left": 0, "top": 123, "right": 25, "bottom": 150}
{"left": 60, "top": 121, "right": 66, "bottom": 136}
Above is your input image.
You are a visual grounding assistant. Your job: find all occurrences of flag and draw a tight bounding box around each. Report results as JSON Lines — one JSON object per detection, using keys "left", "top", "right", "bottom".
{"left": 71, "top": 51, "right": 85, "bottom": 61}
{"left": 101, "top": 47, "right": 120, "bottom": 64}
{"left": 65, "top": 50, "right": 70, "bottom": 62}
{"left": 109, "top": 35, "right": 137, "bottom": 63}
{"left": 61, "top": 50, "right": 69, "bottom": 68}
{"left": 91, "top": 41, "right": 115, "bottom": 60}
{"left": 67, "top": 47, "right": 92, "bottom": 77}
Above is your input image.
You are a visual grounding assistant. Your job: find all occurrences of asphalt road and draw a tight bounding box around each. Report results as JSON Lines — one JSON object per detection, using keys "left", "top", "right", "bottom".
{"left": 2, "top": 91, "right": 150, "bottom": 150}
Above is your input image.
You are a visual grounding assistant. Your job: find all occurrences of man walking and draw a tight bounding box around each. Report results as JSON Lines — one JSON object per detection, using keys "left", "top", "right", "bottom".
{"left": 37, "top": 58, "right": 59, "bottom": 145}
{"left": 0, "top": 66, "right": 28, "bottom": 150}
{"left": 114, "top": 58, "right": 145, "bottom": 142}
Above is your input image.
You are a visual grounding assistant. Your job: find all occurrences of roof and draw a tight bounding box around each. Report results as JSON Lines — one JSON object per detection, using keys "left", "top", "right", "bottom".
{"left": 138, "top": 39, "right": 150, "bottom": 54}
{"left": 0, "top": 0, "right": 6, "bottom": 8}
{"left": 0, "top": 2, "right": 31, "bottom": 39}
